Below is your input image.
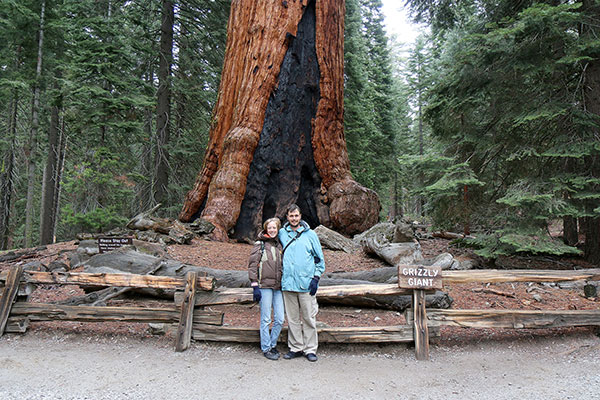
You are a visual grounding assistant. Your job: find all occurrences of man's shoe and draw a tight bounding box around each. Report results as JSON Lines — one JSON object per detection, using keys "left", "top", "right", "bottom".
{"left": 263, "top": 349, "right": 279, "bottom": 360}
{"left": 270, "top": 347, "right": 280, "bottom": 356}
{"left": 305, "top": 353, "right": 318, "bottom": 362}
{"left": 283, "top": 350, "right": 303, "bottom": 359}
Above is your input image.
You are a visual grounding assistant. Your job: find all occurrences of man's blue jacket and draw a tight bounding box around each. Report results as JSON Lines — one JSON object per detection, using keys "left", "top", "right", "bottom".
{"left": 278, "top": 220, "right": 325, "bottom": 292}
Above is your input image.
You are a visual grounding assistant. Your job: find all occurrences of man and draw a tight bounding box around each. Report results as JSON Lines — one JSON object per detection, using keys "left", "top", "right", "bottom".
{"left": 278, "top": 204, "right": 325, "bottom": 362}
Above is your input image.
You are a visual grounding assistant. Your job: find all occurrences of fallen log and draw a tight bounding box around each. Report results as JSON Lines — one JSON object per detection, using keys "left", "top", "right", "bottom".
{"left": 0, "top": 269, "right": 215, "bottom": 291}
{"left": 357, "top": 223, "right": 423, "bottom": 266}
{"left": 175, "top": 284, "right": 452, "bottom": 312}
{"left": 314, "top": 225, "right": 357, "bottom": 253}
{"left": 59, "top": 257, "right": 169, "bottom": 306}
{"left": 78, "top": 248, "right": 452, "bottom": 311}
{"left": 126, "top": 204, "right": 195, "bottom": 244}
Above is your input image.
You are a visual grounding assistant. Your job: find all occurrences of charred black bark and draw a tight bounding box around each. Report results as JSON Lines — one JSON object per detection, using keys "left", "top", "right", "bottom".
{"left": 234, "top": 1, "right": 321, "bottom": 240}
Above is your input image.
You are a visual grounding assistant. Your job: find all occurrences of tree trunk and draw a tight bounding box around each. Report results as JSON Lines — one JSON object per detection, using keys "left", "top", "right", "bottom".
{"left": 52, "top": 116, "right": 66, "bottom": 241}
{"left": 138, "top": 71, "right": 155, "bottom": 213}
{"left": 563, "top": 216, "right": 578, "bottom": 247}
{"left": 154, "top": 0, "right": 174, "bottom": 206}
{"left": 24, "top": 0, "right": 46, "bottom": 248}
{"left": 0, "top": 82, "right": 19, "bottom": 250}
{"left": 562, "top": 160, "right": 578, "bottom": 246}
{"left": 179, "top": 0, "right": 380, "bottom": 241}
{"left": 40, "top": 85, "right": 62, "bottom": 245}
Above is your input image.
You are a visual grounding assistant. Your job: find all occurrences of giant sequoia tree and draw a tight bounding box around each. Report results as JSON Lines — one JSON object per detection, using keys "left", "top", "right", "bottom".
{"left": 179, "top": 0, "right": 380, "bottom": 241}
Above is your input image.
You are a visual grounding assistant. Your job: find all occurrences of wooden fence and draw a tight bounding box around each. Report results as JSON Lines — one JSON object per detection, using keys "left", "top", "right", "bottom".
{"left": 1, "top": 266, "right": 600, "bottom": 360}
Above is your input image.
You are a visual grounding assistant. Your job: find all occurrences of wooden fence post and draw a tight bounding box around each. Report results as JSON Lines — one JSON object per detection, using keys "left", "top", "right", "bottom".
{"left": 0, "top": 266, "right": 24, "bottom": 336}
{"left": 412, "top": 289, "right": 430, "bottom": 361}
{"left": 175, "top": 271, "right": 198, "bottom": 352}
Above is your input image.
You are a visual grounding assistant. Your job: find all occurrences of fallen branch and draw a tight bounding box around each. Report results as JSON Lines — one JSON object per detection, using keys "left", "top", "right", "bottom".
{"left": 471, "top": 287, "right": 516, "bottom": 298}
{"left": 432, "top": 231, "right": 475, "bottom": 240}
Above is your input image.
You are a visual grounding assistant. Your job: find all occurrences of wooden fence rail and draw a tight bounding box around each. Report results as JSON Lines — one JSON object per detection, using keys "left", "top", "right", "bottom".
{"left": 0, "top": 269, "right": 216, "bottom": 351}
{"left": 2, "top": 267, "right": 600, "bottom": 359}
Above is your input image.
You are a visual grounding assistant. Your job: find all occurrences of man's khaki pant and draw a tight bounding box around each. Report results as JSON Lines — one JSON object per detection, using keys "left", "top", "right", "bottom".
{"left": 282, "top": 291, "right": 319, "bottom": 354}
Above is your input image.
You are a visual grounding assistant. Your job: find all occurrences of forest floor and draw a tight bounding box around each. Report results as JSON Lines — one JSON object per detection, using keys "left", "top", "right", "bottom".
{"left": 1, "top": 237, "right": 600, "bottom": 398}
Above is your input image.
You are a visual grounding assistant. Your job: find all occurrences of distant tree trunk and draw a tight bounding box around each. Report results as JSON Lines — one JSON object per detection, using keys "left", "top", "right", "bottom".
{"left": 180, "top": 0, "right": 380, "bottom": 241}
{"left": 0, "top": 62, "right": 20, "bottom": 249}
{"left": 24, "top": 0, "right": 46, "bottom": 248}
{"left": 582, "top": 0, "right": 600, "bottom": 264}
{"left": 52, "top": 117, "right": 66, "bottom": 240}
{"left": 154, "top": 0, "right": 174, "bottom": 205}
{"left": 389, "top": 171, "right": 400, "bottom": 219}
{"left": 138, "top": 70, "right": 155, "bottom": 213}
{"left": 563, "top": 190, "right": 578, "bottom": 248}
{"left": 563, "top": 215, "right": 578, "bottom": 246}
{"left": 40, "top": 33, "right": 64, "bottom": 246}
{"left": 39, "top": 90, "right": 62, "bottom": 245}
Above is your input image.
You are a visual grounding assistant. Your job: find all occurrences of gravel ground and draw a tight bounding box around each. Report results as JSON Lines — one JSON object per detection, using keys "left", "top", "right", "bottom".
{"left": 1, "top": 330, "right": 599, "bottom": 399}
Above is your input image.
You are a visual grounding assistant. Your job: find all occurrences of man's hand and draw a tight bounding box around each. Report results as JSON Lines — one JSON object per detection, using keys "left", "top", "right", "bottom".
{"left": 309, "top": 276, "right": 320, "bottom": 296}
{"left": 253, "top": 286, "right": 262, "bottom": 302}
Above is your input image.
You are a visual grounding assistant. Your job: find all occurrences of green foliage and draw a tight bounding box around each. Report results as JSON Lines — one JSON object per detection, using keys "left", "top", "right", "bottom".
{"left": 344, "top": 0, "right": 405, "bottom": 205}
{"left": 461, "top": 230, "right": 582, "bottom": 258}
{"left": 60, "top": 147, "right": 135, "bottom": 235}
{"left": 62, "top": 204, "right": 128, "bottom": 234}
{"left": 401, "top": 0, "right": 600, "bottom": 259}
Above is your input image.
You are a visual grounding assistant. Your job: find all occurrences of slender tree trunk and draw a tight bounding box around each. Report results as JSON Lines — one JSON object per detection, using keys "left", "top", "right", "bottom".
{"left": 562, "top": 159, "right": 579, "bottom": 246}
{"left": 40, "top": 33, "right": 64, "bottom": 245}
{"left": 52, "top": 116, "right": 66, "bottom": 240}
{"left": 141, "top": 101, "right": 154, "bottom": 211}
{"left": 0, "top": 88, "right": 19, "bottom": 250}
{"left": 180, "top": 0, "right": 380, "bottom": 241}
{"left": 24, "top": 0, "right": 46, "bottom": 248}
{"left": 415, "top": 100, "right": 425, "bottom": 217}
{"left": 154, "top": 0, "right": 174, "bottom": 206}
{"left": 389, "top": 171, "right": 398, "bottom": 219}
{"left": 563, "top": 200, "right": 578, "bottom": 246}
{"left": 1, "top": 45, "right": 22, "bottom": 249}
{"left": 40, "top": 92, "right": 62, "bottom": 245}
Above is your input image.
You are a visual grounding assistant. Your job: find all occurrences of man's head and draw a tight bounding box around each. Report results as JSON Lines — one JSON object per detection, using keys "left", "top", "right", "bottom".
{"left": 286, "top": 204, "right": 301, "bottom": 230}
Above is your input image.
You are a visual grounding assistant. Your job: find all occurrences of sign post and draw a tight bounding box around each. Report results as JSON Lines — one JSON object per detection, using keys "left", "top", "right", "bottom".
{"left": 398, "top": 265, "right": 443, "bottom": 360}
{"left": 97, "top": 237, "right": 133, "bottom": 254}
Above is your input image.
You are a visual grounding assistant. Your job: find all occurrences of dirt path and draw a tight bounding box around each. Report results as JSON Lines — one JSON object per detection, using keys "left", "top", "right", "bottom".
{"left": 1, "top": 331, "right": 599, "bottom": 399}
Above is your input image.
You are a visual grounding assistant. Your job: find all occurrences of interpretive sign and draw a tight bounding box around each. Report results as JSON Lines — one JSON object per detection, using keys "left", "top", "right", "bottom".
{"left": 398, "top": 265, "right": 443, "bottom": 290}
{"left": 98, "top": 237, "right": 133, "bottom": 254}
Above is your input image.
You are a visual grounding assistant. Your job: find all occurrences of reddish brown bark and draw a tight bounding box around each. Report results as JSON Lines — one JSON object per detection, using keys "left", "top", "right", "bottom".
{"left": 180, "top": 0, "right": 379, "bottom": 240}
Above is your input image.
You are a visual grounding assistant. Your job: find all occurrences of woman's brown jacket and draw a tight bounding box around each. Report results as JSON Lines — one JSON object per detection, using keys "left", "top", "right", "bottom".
{"left": 247, "top": 233, "right": 283, "bottom": 289}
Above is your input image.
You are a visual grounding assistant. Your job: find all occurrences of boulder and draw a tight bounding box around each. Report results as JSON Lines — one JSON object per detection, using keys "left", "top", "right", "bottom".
{"left": 328, "top": 179, "right": 380, "bottom": 236}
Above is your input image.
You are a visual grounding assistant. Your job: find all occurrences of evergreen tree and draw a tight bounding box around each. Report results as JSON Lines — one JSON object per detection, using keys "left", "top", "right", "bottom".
{"left": 404, "top": 0, "right": 600, "bottom": 259}
{"left": 344, "top": 0, "right": 406, "bottom": 217}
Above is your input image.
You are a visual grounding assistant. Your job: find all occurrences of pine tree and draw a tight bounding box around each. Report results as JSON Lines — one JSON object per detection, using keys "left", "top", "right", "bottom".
{"left": 404, "top": 0, "right": 600, "bottom": 259}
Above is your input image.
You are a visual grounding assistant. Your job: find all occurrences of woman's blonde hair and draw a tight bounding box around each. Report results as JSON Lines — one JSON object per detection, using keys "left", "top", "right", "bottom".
{"left": 263, "top": 217, "right": 281, "bottom": 232}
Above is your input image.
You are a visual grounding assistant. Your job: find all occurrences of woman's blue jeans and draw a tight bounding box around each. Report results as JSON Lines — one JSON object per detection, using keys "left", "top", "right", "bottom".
{"left": 259, "top": 288, "right": 285, "bottom": 352}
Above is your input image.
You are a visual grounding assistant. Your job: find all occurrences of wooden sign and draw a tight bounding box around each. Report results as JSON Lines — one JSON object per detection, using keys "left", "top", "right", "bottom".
{"left": 97, "top": 237, "right": 133, "bottom": 253}
{"left": 398, "top": 265, "right": 443, "bottom": 290}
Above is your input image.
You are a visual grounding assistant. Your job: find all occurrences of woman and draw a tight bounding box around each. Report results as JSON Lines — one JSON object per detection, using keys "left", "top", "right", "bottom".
{"left": 248, "top": 217, "right": 284, "bottom": 360}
